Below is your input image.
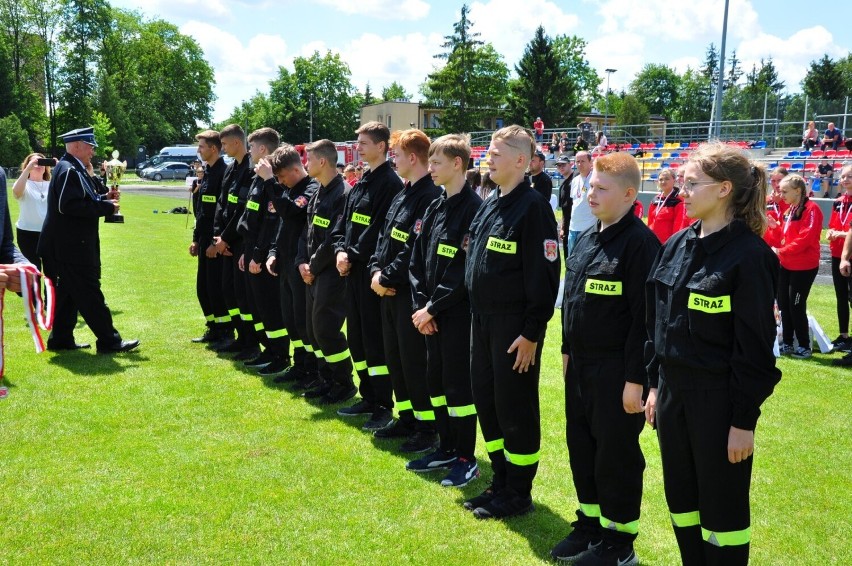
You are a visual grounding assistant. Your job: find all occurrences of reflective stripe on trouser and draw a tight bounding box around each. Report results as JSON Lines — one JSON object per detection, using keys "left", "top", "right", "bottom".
{"left": 565, "top": 354, "right": 645, "bottom": 544}
{"left": 471, "top": 313, "right": 541, "bottom": 497}
{"left": 197, "top": 250, "right": 229, "bottom": 328}
{"left": 656, "top": 378, "right": 752, "bottom": 565}
{"left": 250, "top": 267, "right": 290, "bottom": 355}
{"left": 305, "top": 270, "right": 353, "bottom": 386}
{"left": 226, "top": 247, "right": 257, "bottom": 347}
{"left": 382, "top": 292, "right": 430, "bottom": 429}
{"left": 280, "top": 258, "right": 315, "bottom": 372}
{"left": 346, "top": 263, "right": 392, "bottom": 408}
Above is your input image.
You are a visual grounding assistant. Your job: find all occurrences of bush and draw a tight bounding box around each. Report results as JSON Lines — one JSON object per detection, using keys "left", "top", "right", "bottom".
{"left": 0, "top": 114, "right": 32, "bottom": 168}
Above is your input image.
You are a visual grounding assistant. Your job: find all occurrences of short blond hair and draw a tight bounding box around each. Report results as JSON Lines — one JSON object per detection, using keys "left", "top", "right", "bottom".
{"left": 491, "top": 125, "right": 535, "bottom": 160}
{"left": 429, "top": 133, "right": 471, "bottom": 165}
{"left": 593, "top": 152, "right": 641, "bottom": 193}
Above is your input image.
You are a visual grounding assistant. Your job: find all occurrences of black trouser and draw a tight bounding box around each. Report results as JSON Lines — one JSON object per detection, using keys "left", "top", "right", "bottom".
{"left": 43, "top": 257, "right": 121, "bottom": 349}
{"left": 778, "top": 266, "right": 818, "bottom": 348}
{"left": 565, "top": 354, "right": 645, "bottom": 545}
{"left": 426, "top": 307, "right": 477, "bottom": 459}
{"left": 196, "top": 250, "right": 229, "bottom": 332}
{"left": 223, "top": 246, "right": 257, "bottom": 348}
{"left": 382, "top": 288, "right": 432, "bottom": 432}
{"left": 346, "top": 263, "right": 392, "bottom": 409}
{"left": 242, "top": 257, "right": 266, "bottom": 348}
{"left": 249, "top": 266, "right": 288, "bottom": 356}
{"left": 305, "top": 269, "right": 352, "bottom": 387}
{"left": 16, "top": 228, "right": 41, "bottom": 272}
{"left": 656, "top": 376, "right": 752, "bottom": 566}
{"left": 279, "top": 255, "right": 315, "bottom": 373}
{"left": 471, "top": 312, "right": 542, "bottom": 497}
{"left": 831, "top": 257, "right": 851, "bottom": 334}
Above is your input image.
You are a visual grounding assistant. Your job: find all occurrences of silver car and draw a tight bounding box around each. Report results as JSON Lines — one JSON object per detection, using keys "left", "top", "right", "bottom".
{"left": 141, "top": 161, "right": 192, "bottom": 181}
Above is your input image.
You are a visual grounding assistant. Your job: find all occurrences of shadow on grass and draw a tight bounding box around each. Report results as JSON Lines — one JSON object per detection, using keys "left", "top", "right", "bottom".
{"left": 47, "top": 350, "right": 146, "bottom": 375}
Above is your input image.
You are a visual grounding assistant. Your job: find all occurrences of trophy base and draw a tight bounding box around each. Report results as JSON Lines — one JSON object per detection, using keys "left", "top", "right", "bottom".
{"left": 105, "top": 213, "right": 125, "bottom": 224}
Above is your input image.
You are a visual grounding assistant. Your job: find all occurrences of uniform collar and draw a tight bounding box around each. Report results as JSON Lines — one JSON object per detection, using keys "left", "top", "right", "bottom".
{"left": 322, "top": 173, "right": 345, "bottom": 193}
{"left": 689, "top": 219, "right": 749, "bottom": 253}
{"left": 496, "top": 179, "right": 532, "bottom": 207}
{"left": 446, "top": 182, "right": 473, "bottom": 208}
{"left": 405, "top": 172, "right": 435, "bottom": 193}
{"left": 596, "top": 209, "right": 637, "bottom": 242}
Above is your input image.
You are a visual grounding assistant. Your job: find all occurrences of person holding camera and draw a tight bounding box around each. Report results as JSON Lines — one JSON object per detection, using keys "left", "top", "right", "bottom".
{"left": 12, "top": 153, "right": 53, "bottom": 271}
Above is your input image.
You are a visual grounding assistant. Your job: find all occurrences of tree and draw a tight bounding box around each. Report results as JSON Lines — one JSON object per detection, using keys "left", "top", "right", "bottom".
{"left": 837, "top": 54, "right": 852, "bottom": 94}
{"left": 26, "top": 0, "right": 63, "bottom": 153}
{"left": 616, "top": 94, "right": 649, "bottom": 140}
{"left": 701, "top": 43, "right": 719, "bottom": 87}
{"left": 552, "top": 35, "right": 600, "bottom": 112}
{"left": 629, "top": 64, "right": 681, "bottom": 117}
{"left": 507, "top": 26, "right": 580, "bottom": 128}
{"left": 91, "top": 109, "right": 115, "bottom": 158}
{"left": 421, "top": 4, "right": 508, "bottom": 133}
{"left": 0, "top": 114, "right": 32, "bottom": 167}
{"left": 725, "top": 50, "right": 743, "bottom": 89}
{"left": 363, "top": 82, "right": 375, "bottom": 106}
{"left": 381, "top": 81, "right": 411, "bottom": 102}
{"left": 674, "top": 68, "right": 712, "bottom": 123}
{"left": 802, "top": 55, "right": 846, "bottom": 100}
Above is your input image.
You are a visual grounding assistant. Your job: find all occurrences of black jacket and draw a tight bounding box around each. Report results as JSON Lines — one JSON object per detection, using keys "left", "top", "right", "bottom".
{"left": 368, "top": 174, "right": 443, "bottom": 289}
{"left": 213, "top": 154, "right": 253, "bottom": 248}
{"left": 236, "top": 175, "right": 270, "bottom": 264}
{"left": 38, "top": 154, "right": 116, "bottom": 266}
{"left": 331, "top": 161, "right": 403, "bottom": 266}
{"left": 410, "top": 183, "right": 483, "bottom": 316}
{"left": 192, "top": 157, "right": 226, "bottom": 247}
{"left": 562, "top": 212, "right": 660, "bottom": 383}
{"left": 464, "top": 180, "right": 560, "bottom": 341}
{"left": 645, "top": 220, "right": 781, "bottom": 430}
{"left": 267, "top": 175, "right": 317, "bottom": 264}
{"left": 297, "top": 174, "right": 347, "bottom": 277}
{"left": 530, "top": 171, "right": 553, "bottom": 203}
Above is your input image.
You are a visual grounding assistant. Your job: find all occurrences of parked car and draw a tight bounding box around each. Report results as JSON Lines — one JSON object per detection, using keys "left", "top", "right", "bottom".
{"left": 141, "top": 162, "right": 192, "bottom": 181}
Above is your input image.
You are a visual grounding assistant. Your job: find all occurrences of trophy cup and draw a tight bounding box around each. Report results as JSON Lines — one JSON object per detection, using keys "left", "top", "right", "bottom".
{"left": 104, "top": 150, "right": 127, "bottom": 224}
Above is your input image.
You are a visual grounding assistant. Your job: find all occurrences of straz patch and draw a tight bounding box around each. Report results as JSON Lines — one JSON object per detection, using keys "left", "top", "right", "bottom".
{"left": 246, "top": 201, "right": 260, "bottom": 211}
{"left": 688, "top": 293, "right": 731, "bottom": 313}
{"left": 391, "top": 227, "right": 409, "bottom": 242}
{"left": 267, "top": 201, "right": 276, "bottom": 213}
{"left": 313, "top": 215, "right": 331, "bottom": 228}
{"left": 351, "top": 212, "right": 371, "bottom": 225}
{"left": 486, "top": 236, "right": 516, "bottom": 254}
{"left": 295, "top": 196, "right": 309, "bottom": 208}
{"left": 544, "top": 239, "right": 558, "bottom": 262}
{"left": 437, "top": 244, "right": 458, "bottom": 258}
{"left": 585, "top": 279, "right": 623, "bottom": 295}
{"left": 414, "top": 219, "right": 423, "bottom": 234}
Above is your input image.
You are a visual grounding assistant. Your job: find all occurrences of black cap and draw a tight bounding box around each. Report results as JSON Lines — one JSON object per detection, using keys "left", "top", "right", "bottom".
{"left": 534, "top": 150, "right": 546, "bottom": 161}
{"left": 555, "top": 155, "right": 570, "bottom": 165}
{"left": 59, "top": 127, "right": 97, "bottom": 147}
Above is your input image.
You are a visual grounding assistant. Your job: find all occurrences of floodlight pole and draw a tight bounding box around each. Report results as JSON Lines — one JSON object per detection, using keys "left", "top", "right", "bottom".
{"left": 604, "top": 68, "right": 617, "bottom": 134}
{"left": 710, "top": 0, "right": 730, "bottom": 140}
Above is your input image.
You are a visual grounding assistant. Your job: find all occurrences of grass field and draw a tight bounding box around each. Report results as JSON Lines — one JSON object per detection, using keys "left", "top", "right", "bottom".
{"left": 0, "top": 193, "right": 849, "bottom": 565}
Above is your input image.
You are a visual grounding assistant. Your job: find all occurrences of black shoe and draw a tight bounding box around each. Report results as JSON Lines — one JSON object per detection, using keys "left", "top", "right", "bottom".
{"left": 320, "top": 383, "right": 357, "bottom": 405}
{"left": 258, "top": 357, "right": 291, "bottom": 377}
{"left": 373, "top": 419, "right": 415, "bottom": 439}
{"left": 400, "top": 431, "right": 439, "bottom": 453}
{"left": 472, "top": 488, "right": 534, "bottom": 520}
{"left": 97, "top": 339, "right": 140, "bottom": 354}
{"left": 833, "top": 351, "right": 852, "bottom": 366}
{"left": 213, "top": 338, "right": 242, "bottom": 353}
{"left": 362, "top": 408, "right": 394, "bottom": 431}
{"left": 550, "top": 522, "right": 603, "bottom": 562}
{"left": 337, "top": 399, "right": 375, "bottom": 417}
{"left": 303, "top": 381, "right": 332, "bottom": 399}
{"left": 292, "top": 372, "right": 322, "bottom": 391}
{"left": 191, "top": 327, "right": 216, "bottom": 343}
{"left": 463, "top": 484, "right": 502, "bottom": 511}
{"left": 47, "top": 342, "right": 91, "bottom": 351}
{"left": 273, "top": 366, "right": 306, "bottom": 384}
{"left": 237, "top": 348, "right": 265, "bottom": 364}
{"left": 574, "top": 542, "right": 637, "bottom": 566}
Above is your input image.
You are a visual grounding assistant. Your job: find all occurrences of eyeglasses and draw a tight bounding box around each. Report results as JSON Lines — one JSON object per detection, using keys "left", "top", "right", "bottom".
{"left": 682, "top": 180, "right": 719, "bottom": 191}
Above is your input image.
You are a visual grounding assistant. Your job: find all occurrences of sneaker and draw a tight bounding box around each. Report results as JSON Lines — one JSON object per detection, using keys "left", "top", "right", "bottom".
{"left": 778, "top": 343, "right": 795, "bottom": 356}
{"left": 320, "top": 383, "right": 358, "bottom": 405}
{"left": 791, "top": 347, "right": 812, "bottom": 359}
{"left": 574, "top": 542, "right": 637, "bottom": 566}
{"left": 463, "top": 484, "right": 501, "bottom": 511}
{"left": 337, "top": 399, "right": 375, "bottom": 417}
{"left": 472, "top": 488, "right": 534, "bottom": 520}
{"left": 363, "top": 408, "right": 394, "bottom": 431}
{"left": 273, "top": 366, "right": 306, "bottom": 384}
{"left": 406, "top": 449, "right": 457, "bottom": 473}
{"left": 293, "top": 372, "right": 322, "bottom": 391}
{"left": 258, "top": 357, "right": 291, "bottom": 377}
{"left": 242, "top": 350, "right": 272, "bottom": 367}
{"left": 191, "top": 327, "right": 216, "bottom": 343}
{"left": 303, "top": 381, "right": 332, "bottom": 399}
{"left": 400, "top": 431, "right": 439, "bottom": 453}
{"left": 441, "top": 457, "right": 479, "bottom": 487}
{"left": 831, "top": 335, "right": 852, "bottom": 352}
{"left": 550, "top": 524, "right": 603, "bottom": 562}
{"left": 832, "top": 351, "right": 852, "bottom": 366}
{"left": 373, "top": 419, "right": 416, "bottom": 438}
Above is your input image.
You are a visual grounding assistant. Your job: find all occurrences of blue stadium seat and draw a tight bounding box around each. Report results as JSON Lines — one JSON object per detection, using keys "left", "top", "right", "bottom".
{"left": 787, "top": 151, "right": 799, "bottom": 158}
{"left": 790, "top": 163, "right": 803, "bottom": 171}
{"left": 800, "top": 151, "right": 811, "bottom": 157}
{"left": 653, "top": 152, "right": 662, "bottom": 158}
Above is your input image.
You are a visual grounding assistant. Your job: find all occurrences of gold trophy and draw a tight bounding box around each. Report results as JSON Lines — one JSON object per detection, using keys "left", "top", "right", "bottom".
{"left": 104, "top": 150, "right": 127, "bottom": 223}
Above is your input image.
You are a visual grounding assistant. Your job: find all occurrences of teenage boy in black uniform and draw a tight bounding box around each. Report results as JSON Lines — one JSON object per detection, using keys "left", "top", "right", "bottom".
{"left": 551, "top": 152, "right": 660, "bottom": 566}
{"left": 236, "top": 128, "right": 290, "bottom": 372}
{"left": 368, "top": 129, "right": 443, "bottom": 453}
{"left": 189, "top": 130, "right": 228, "bottom": 343}
{"left": 463, "top": 125, "right": 560, "bottom": 519}
{"left": 208, "top": 125, "right": 256, "bottom": 355}
{"left": 407, "top": 134, "right": 483, "bottom": 487}
{"left": 333, "top": 122, "right": 403, "bottom": 431}
{"left": 257, "top": 145, "right": 319, "bottom": 386}
{"left": 296, "top": 139, "right": 356, "bottom": 404}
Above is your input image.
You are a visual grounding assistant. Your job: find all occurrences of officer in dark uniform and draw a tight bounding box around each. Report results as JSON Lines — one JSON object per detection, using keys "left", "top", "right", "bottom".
{"left": 332, "top": 121, "right": 403, "bottom": 431}
{"left": 368, "top": 129, "right": 443, "bottom": 454}
{"left": 189, "top": 130, "right": 228, "bottom": 343}
{"left": 296, "top": 139, "right": 356, "bottom": 405}
{"left": 463, "top": 125, "right": 559, "bottom": 519}
{"left": 529, "top": 150, "right": 553, "bottom": 203}
{"left": 38, "top": 127, "right": 139, "bottom": 353}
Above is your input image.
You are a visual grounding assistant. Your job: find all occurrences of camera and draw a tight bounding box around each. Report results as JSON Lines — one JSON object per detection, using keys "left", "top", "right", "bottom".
{"left": 36, "top": 158, "right": 56, "bottom": 167}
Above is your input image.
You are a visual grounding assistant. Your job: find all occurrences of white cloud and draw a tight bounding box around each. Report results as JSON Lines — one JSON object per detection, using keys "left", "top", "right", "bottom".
{"left": 585, "top": 31, "right": 647, "bottom": 94}
{"left": 118, "top": 0, "right": 230, "bottom": 21}
{"left": 313, "top": 0, "right": 430, "bottom": 20}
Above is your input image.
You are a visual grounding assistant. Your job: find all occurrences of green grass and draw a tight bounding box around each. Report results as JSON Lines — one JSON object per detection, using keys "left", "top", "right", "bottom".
{"left": 0, "top": 193, "right": 849, "bottom": 564}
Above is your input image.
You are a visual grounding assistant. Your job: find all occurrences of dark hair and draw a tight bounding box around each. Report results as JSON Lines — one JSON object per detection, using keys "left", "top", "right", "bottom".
{"left": 305, "top": 139, "right": 338, "bottom": 165}
{"left": 219, "top": 124, "right": 246, "bottom": 143}
{"left": 356, "top": 121, "right": 391, "bottom": 150}
{"left": 269, "top": 144, "right": 303, "bottom": 172}
{"left": 466, "top": 168, "right": 481, "bottom": 188}
{"left": 247, "top": 127, "right": 280, "bottom": 154}
{"left": 195, "top": 129, "right": 221, "bottom": 150}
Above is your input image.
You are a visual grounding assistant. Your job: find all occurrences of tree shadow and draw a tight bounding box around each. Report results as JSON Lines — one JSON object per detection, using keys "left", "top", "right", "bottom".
{"left": 47, "top": 350, "right": 147, "bottom": 375}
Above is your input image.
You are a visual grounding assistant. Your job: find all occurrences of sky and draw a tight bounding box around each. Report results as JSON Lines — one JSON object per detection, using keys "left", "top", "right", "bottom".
{"left": 110, "top": 0, "right": 852, "bottom": 124}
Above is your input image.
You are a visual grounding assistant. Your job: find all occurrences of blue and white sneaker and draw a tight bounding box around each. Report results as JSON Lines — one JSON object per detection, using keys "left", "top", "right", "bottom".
{"left": 405, "top": 449, "right": 457, "bottom": 473}
{"left": 441, "top": 457, "right": 480, "bottom": 487}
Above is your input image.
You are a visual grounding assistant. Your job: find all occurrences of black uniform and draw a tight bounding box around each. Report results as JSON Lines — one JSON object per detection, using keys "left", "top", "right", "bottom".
{"left": 213, "top": 154, "right": 256, "bottom": 347}
{"left": 530, "top": 171, "right": 553, "bottom": 204}
{"left": 297, "top": 174, "right": 352, "bottom": 391}
{"left": 410, "top": 182, "right": 482, "bottom": 459}
{"left": 557, "top": 172, "right": 575, "bottom": 261}
{"left": 38, "top": 154, "right": 123, "bottom": 349}
{"left": 646, "top": 220, "right": 781, "bottom": 566}
{"left": 562, "top": 212, "right": 660, "bottom": 547}
{"left": 267, "top": 175, "right": 318, "bottom": 376}
{"left": 331, "top": 161, "right": 403, "bottom": 410}
{"left": 193, "top": 157, "right": 228, "bottom": 334}
{"left": 464, "top": 179, "right": 559, "bottom": 497}
{"left": 369, "top": 174, "right": 443, "bottom": 431}
{"left": 237, "top": 174, "right": 288, "bottom": 358}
